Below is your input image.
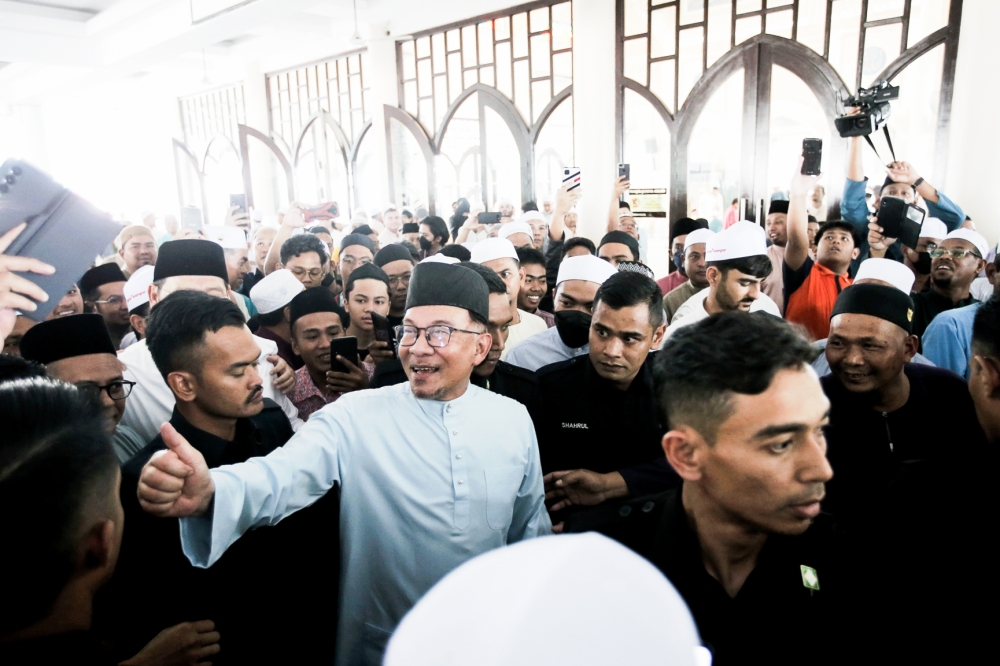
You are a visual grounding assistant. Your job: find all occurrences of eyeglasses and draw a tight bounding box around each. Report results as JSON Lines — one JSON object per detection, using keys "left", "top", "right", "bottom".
{"left": 388, "top": 274, "right": 411, "bottom": 286}
{"left": 340, "top": 256, "right": 372, "bottom": 267}
{"left": 929, "top": 248, "right": 982, "bottom": 260}
{"left": 290, "top": 268, "right": 326, "bottom": 279}
{"left": 93, "top": 296, "right": 127, "bottom": 307}
{"left": 76, "top": 379, "right": 136, "bottom": 402}
{"left": 396, "top": 325, "right": 483, "bottom": 348}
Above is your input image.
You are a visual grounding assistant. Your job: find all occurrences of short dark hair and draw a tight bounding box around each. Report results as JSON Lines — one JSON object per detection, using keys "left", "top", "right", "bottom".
{"left": 306, "top": 225, "right": 332, "bottom": 237}
{"left": 0, "top": 353, "right": 47, "bottom": 384}
{"left": 146, "top": 290, "right": 247, "bottom": 381}
{"left": 522, "top": 201, "right": 539, "bottom": 212}
{"left": 973, "top": 294, "right": 1000, "bottom": 359}
{"left": 815, "top": 221, "right": 859, "bottom": 248}
{"left": 438, "top": 244, "right": 472, "bottom": 262}
{"left": 258, "top": 308, "right": 285, "bottom": 328}
{"left": 619, "top": 200, "right": 631, "bottom": 210}
{"left": 280, "top": 234, "right": 329, "bottom": 265}
{"left": 459, "top": 262, "right": 507, "bottom": 296}
{"left": 516, "top": 246, "right": 546, "bottom": 269}
{"left": 564, "top": 237, "right": 596, "bottom": 256}
{"left": 0, "top": 378, "right": 116, "bottom": 634}
{"left": 345, "top": 263, "right": 391, "bottom": 297}
{"left": 593, "top": 272, "right": 665, "bottom": 330}
{"left": 654, "top": 312, "right": 817, "bottom": 442}
{"left": 402, "top": 209, "right": 414, "bottom": 220}
{"left": 420, "top": 216, "right": 450, "bottom": 244}
{"left": 707, "top": 254, "right": 773, "bottom": 280}
{"left": 400, "top": 240, "right": 421, "bottom": 263}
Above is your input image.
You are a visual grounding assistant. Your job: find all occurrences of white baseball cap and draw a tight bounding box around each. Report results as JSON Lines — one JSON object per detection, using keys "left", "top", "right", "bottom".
{"left": 556, "top": 254, "right": 618, "bottom": 286}
{"left": 683, "top": 228, "right": 715, "bottom": 252}
{"left": 854, "top": 258, "right": 915, "bottom": 294}
{"left": 919, "top": 217, "right": 947, "bottom": 241}
{"left": 471, "top": 237, "right": 519, "bottom": 264}
{"left": 705, "top": 221, "right": 767, "bottom": 261}
{"left": 249, "top": 269, "right": 305, "bottom": 314}
{"left": 123, "top": 265, "right": 155, "bottom": 313}
{"left": 203, "top": 225, "right": 248, "bottom": 250}
{"left": 943, "top": 228, "right": 990, "bottom": 258}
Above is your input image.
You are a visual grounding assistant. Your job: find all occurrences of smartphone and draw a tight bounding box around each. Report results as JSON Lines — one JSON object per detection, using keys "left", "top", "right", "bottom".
{"left": 329, "top": 336, "right": 360, "bottom": 373}
{"left": 229, "top": 193, "right": 247, "bottom": 215}
{"left": 562, "top": 166, "right": 581, "bottom": 191}
{"left": 304, "top": 201, "right": 340, "bottom": 222}
{"left": 477, "top": 211, "right": 501, "bottom": 224}
{"left": 370, "top": 312, "right": 397, "bottom": 358}
{"left": 877, "top": 197, "right": 924, "bottom": 249}
{"left": 618, "top": 163, "right": 630, "bottom": 182}
{"left": 179, "top": 205, "right": 203, "bottom": 230}
{"left": 801, "top": 138, "right": 822, "bottom": 176}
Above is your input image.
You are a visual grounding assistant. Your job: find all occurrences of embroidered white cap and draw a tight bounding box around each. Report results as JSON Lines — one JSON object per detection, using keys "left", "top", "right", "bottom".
{"left": 249, "top": 269, "right": 305, "bottom": 314}
{"left": 683, "top": 228, "right": 716, "bottom": 252}
{"left": 556, "top": 254, "right": 618, "bottom": 286}
{"left": 919, "top": 217, "right": 947, "bottom": 241}
{"left": 516, "top": 210, "right": 546, "bottom": 225}
{"left": 943, "top": 228, "right": 990, "bottom": 258}
{"left": 471, "top": 237, "right": 520, "bottom": 264}
{"left": 123, "top": 265, "right": 155, "bottom": 313}
{"left": 705, "top": 221, "right": 768, "bottom": 261}
{"left": 854, "top": 258, "right": 915, "bottom": 294}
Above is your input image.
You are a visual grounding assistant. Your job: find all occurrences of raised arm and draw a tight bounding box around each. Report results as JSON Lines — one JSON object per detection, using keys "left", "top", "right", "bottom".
{"left": 785, "top": 157, "right": 822, "bottom": 271}
{"left": 886, "top": 161, "right": 965, "bottom": 231}
{"left": 549, "top": 183, "right": 580, "bottom": 242}
{"left": 263, "top": 203, "right": 307, "bottom": 275}
{"left": 607, "top": 175, "right": 630, "bottom": 232}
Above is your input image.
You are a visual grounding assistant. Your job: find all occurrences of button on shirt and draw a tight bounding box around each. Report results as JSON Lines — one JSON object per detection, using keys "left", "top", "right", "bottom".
{"left": 505, "top": 325, "right": 589, "bottom": 371}
{"left": 178, "top": 382, "right": 550, "bottom": 666}
{"left": 119, "top": 338, "right": 303, "bottom": 443}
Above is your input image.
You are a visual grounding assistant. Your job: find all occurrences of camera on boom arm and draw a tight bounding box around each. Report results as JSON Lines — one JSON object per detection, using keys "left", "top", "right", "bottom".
{"left": 835, "top": 81, "right": 900, "bottom": 138}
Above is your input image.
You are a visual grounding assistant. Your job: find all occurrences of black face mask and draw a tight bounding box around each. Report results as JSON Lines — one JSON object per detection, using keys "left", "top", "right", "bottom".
{"left": 418, "top": 236, "right": 433, "bottom": 251}
{"left": 913, "top": 251, "right": 932, "bottom": 275}
{"left": 554, "top": 310, "right": 592, "bottom": 349}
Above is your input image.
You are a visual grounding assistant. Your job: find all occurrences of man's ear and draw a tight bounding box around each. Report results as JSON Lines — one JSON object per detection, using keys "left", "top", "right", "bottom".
{"left": 975, "top": 354, "right": 1000, "bottom": 399}
{"left": 650, "top": 322, "right": 667, "bottom": 350}
{"left": 661, "top": 426, "right": 706, "bottom": 482}
{"left": 473, "top": 331, "right": 492, "bottom": 366}
{"left": 706, "top": 266, "right": 721, "bottom": 287}
{"left": 167, "top": 371, "right": 198, "bottom": 404}
{"left": 82, "top": 519, "right": 116, "bottom": 572}
{"left": 986, "top": 262, "right": 998, "bottom": 285}
{"left": 851, "top": 246, "right": 861, "bottom": 260}
{"left": 147, "top": 284, "right": 159, "bottom": 307}
{"left": 129, "top": 314, "right": 146, "bottom": 338}
{"left": 903, "top": 334, "right": 919, "bottom": 362}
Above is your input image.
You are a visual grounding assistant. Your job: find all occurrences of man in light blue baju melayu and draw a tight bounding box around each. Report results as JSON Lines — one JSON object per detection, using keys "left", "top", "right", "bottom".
{"left": 137, "top": 261, "right": 551, "bottom": 666}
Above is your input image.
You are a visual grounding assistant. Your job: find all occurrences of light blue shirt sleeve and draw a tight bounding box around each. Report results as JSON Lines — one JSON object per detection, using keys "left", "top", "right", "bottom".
{"left": 840, "top": 178, "right": 871, "bottom": 232}
{"left": 508, "top": 421, "right": 552, "bottom": 542}
{"left": 920, "top": 305, "right": 977, "bottom": 379}
{"left": 926, "top": 191, "right": 965, "bottom": 232}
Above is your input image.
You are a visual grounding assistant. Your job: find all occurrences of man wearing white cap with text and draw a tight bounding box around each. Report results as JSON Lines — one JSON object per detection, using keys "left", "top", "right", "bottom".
{"left": 499, "top": 218, "right": 535, "bottom": 249}
{"left": 869, "top": 216, "right": 948, "bottom": 295}
{"left": 910, "top": 227, "right": 988, "bottom": 342}
{"left": 251, "top": 269, "right": 308, "bottom": 371}
{"left": 663, "top": 228, "right": 714, "bottom": 324}
{"left": 471, "top": 238, "right": 547, "bottom": 358}
{"left": 505, "top": 255, "right": 618, "bottom": 371}
{"left": 664, "top": 221, "right": 779, "bottom": 339}
{"left": 119, "top": 265, "right": 155, "bottom": 350}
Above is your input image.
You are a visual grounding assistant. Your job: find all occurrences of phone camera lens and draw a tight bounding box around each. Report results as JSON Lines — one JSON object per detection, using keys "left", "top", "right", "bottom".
{"left": 5, "top": 175, "right": 15, "bottom": 185}
{"left": 11, "top": 166, "right": 22, "bottom": 176}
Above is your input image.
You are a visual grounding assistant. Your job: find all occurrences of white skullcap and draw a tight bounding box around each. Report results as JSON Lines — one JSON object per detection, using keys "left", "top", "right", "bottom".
{"left": 420, "top": 254, "right": 460, "bottom": 265}
{"left": 498, "top": 221, "right": 534, "bottom": 242}
{"left": 683, "top": 228, "right": 715, "bottom": 252}
{"left": 252, "top": 209, "right": 264, "bottom": 223}
{"left": 557, "top": 254, "right": 618, "bottom": 286}
{"left": 944, "top": 228, "right": 990, "bottom": 258}
{"left": 705, "top": 221, "right": 767, "bottom": 262}
{"left": 471, "top": 237, "right": 519, "bottom": 264}
{"left": 920, "top": 217, "right": 947, "bottom": 240}
{"left": 203, "top": 225, "right": 247, "bottom": 250}
{"left": 123, "top": 265, "right": 155, "bottom": 312}
{"left": 516, "top": 211, "right": 546, "bottom": 225}
{"left": 249, "top": 269, "right": 305, "bottom": 314}
{"left": 384, "top": 533, "right": 703, "bottom": 666}
{"left": 854, "top": 258, "right": 915, "bottom": 294}
{"left": 497, "top": 196, "right": 513, "bottom": 206}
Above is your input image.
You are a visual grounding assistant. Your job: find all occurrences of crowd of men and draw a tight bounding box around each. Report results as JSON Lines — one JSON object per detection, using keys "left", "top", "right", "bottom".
{"left": 0, "top": 134, "right": 994, "bottom": 665}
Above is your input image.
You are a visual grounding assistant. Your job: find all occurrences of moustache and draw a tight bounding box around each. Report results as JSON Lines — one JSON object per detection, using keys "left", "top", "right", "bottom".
{"left": 785, "top": 485, "right": 826, "bottom": 507}
{"left": 245, "top": 385, "right": 264, "bottom": 404}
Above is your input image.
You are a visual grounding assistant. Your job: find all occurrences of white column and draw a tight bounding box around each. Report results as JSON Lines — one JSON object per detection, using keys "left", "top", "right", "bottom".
{"left": 243, "top": 59, "right": 277, "bottom": 221}
{"left": 945, "top": 1, "right": 1000, "bottom": 246}
{"left": 366, "top": 22, "right": 400, "bottom": 211}
{"left": 571, "top": 0, "right": 618, "bottom": 242}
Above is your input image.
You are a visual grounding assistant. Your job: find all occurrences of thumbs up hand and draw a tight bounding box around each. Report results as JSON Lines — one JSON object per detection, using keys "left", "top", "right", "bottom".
{"left": 138, "top": 423, "right": 215, "bottom": 517}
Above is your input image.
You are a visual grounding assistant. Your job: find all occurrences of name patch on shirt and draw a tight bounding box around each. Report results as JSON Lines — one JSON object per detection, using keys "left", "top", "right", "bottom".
{"left": 562, "top": 422, "right": 589, "bottom": 429}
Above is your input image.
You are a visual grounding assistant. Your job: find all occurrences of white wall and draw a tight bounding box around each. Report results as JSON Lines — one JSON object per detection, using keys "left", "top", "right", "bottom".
{"left": 945, "top": 0, "right": 1000, "bottom": 247}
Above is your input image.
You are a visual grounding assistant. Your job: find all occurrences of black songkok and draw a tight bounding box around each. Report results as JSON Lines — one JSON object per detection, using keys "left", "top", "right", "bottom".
{"left": 340, "top": 233, "right": 376, "bottom": 254}
{"left": 288, "top": 288, "right": 344, "bottom": 329}
{"left": 20, "top": 314, "right": 117, "bottom": 365}
{"left": 405, "top": 262, "right": 489, "bottom": 322}
{"left": 768, "top": 200, "right": 790, "bottom": 216}
{"left": 374, "top": 243, "right": 414, "bottom": 268}
{"left": 153, "top": 239, "right": 228, "bottom": 283}
{"left": 670, "top": 217, "right": 708, "bottom": 240}
{"left": 830, "top": 283, "right": 914, "bottom": 333}
{"left": 599, "top": 231, "right": 640, "bottom": 260}
{"left": 401, "top": 222, "right": 420, "bottom": 234}
{"left": 346, "top": 263, "right": 390, "bottom": 293}
{"left": 79, "top": 263, "right": 127, "bottom": 296}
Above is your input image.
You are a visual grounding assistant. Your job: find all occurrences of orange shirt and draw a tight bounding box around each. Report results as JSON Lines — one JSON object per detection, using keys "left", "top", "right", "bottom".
{"left": 783, "top": 258, "right": 852, "bottom": 341}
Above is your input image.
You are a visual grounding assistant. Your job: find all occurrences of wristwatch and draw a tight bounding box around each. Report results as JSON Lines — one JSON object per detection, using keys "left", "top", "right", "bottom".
{"left": 912, "top": 177, "right": 925, "bottom": 188}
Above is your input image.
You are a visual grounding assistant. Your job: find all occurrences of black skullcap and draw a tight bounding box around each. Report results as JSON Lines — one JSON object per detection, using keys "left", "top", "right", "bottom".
{"left": 340, "top": 233, "right": 376, "bottom": 254}
{"left": 288, "top": 287, "right": 345, "bottom": 329}
{"left": 153, "top": 239, "right": 228, "bottom": 283}
{"left": 882, "top": 176, "right": 917, "bottom": 192}
{"left": 617, "top": 260, "right": 654, "bottom": 279}
{"left": 599, "top": 231, "right": 640, "bottom": 259}
{"left": 20, "top": 314, "right": 117, "bottom": 365}
{"left": 768, "top": 200, "right": 789, "bottom": 216}
{"left": 345, "top": 262, "right": 390, "bottom": 293}
{"left": 808, "top": 214, "right": 817, "bottom": 223}
{"left": 831, "top": 283, "right": 914, "bottom": 334}
{"left": 402, "top": 222, "right": 420, "bottom": 234}
{"left": 438, "top": 244, "right": 472, "bottom": 262}
{"left": 79, "top": 263, "right": 126, "bottom": 295}
{"left": 405, "top": 262, "right": 489, "bottom": 322}
{"left": 374, "top": 243, "right": 414, "bottom": 268}
{"left": 670, "top": 217, "right": 708, "bottom": 239}
{"left": 353, "top": 225, "right": 375, "bottom": 236}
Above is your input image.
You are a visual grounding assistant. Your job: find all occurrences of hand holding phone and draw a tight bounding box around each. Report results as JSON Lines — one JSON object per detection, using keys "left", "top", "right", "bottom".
{"left": 801, "top": 139, "right": 822, "bottom": 176}
{"left": 370, "top": 312, "right": 397, "bottom": 361}
{"left": 877, "top": 197, "right": 924, "bottom": 249}
{"left": 562, "top": 167, "right": 581, "bottom": 191}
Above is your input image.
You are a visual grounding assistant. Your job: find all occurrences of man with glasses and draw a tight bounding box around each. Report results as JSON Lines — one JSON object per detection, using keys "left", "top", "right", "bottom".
{"left": 20, "top": 313, "right": 146, "bottom": 463}
{"left": 79, "top": 263, "right": 131, "bottom": 348}
{"left": 277, "top": 234, "right": 330, "bottom": 289}
{"left": 136, "top": 261, "right": 549, "bottom": 666}
{"left": 868, "top": 217, "right": 947, "bottom": 295}
{"left": 374, "top": 243, "right": 414, "bottom": 327}
{"left": 336, "top": 233, "right": 377, "bottom": 294}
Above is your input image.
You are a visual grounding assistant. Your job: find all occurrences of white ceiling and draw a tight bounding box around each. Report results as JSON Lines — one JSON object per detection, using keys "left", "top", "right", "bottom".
{"left": 0, "top": 0, "right": 519, "bottom": 105}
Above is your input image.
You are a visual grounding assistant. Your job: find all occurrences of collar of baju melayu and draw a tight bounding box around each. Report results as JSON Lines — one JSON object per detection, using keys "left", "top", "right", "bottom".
{"left": 406, "top": 379, "right": 482, "bottom": 419}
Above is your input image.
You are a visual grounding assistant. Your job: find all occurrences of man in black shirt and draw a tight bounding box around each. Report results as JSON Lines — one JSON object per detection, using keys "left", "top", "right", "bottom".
{"left": 101, "top": 291, "right": 337, "bottom": 664}
{"left": 568, "top": 312, "right": 858, "bottom": 665}
{"left": 909, "top": 228, "right": 988, "bottom": 341}
{"left": 537, "top": 272, "right": 672, "bottom": 522}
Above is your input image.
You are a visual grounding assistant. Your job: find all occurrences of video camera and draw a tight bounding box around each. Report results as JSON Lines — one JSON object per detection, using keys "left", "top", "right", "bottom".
{"left": 834, "top": 81, "right": 900, "bottom": 138}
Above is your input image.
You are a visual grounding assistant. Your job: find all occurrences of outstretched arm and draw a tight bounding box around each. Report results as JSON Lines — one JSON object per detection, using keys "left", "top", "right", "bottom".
{"left": 786, "top": 157, "right": 822, "bottom": 271}
{"left": 607, "top": 175, "right": 630, "bottom": 232}
{"left": 263, "top": 203, "right": 307, "bottom": 275}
